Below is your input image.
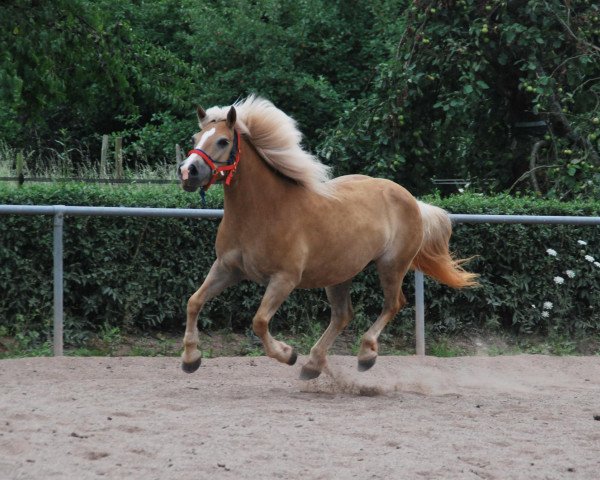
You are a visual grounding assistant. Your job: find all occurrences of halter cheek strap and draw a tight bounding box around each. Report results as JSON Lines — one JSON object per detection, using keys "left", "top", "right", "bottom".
{"left": 187, "top": 129, "right": 241, "bottom": 191}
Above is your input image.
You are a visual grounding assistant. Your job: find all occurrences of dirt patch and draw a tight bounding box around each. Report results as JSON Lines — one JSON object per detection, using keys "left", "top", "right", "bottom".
{"left": 1, "top": 354, "right": 599, "bottom": 479}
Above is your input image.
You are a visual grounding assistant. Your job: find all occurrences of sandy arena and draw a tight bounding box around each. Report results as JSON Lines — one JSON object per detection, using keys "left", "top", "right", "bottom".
{"left": 1, "top": 354, "right": 599, "bottom": 479}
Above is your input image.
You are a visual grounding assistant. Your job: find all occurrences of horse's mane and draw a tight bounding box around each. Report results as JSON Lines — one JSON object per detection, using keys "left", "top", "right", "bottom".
{"left": 202, "top": 95, "right": 334, "bottom": 197}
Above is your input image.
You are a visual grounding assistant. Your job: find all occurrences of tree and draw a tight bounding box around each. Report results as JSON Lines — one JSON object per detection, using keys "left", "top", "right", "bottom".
{"left": 320, "top": 0, "right": 600, "bottom": 199}
{"left": 0, "top": 0, "right": 200, "bottom": 164}
{"left": 0, "top": 0, "right": 383, "bottom": 165}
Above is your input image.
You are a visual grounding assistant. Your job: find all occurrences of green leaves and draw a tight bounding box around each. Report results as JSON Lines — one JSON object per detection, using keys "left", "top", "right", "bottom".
{"left": 320, "top": 0, "right": 600, "bottom": 199}
{"left": 1, "top": 0, "right": 384, "bottom": 164}
{"left": 1, "top": 0, "right": 599, "bottom": 201}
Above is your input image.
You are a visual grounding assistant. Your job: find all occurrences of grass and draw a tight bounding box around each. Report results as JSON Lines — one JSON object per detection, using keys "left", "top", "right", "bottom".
{"left": 0, "top": 140, "right": 177, "bottom": 181}
{"left": 1, "top": 310, "right": 599, "bottom": 361}
{"left": 0, "top": 326, "right": 181, "bottom": 359}
{"left": 516, "top": 334, "right": 580, "bottom": 356}
{"left": 2, "top": 328, "right": 599, "bottom": 360}
{"left": 0, "top": 325, "right": 593, "bottom": 364}
{"left": 427, "top": 336, "right": 469, "bottom": 357}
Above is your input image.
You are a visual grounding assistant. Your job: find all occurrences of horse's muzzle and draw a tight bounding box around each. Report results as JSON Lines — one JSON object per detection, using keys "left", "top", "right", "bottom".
{"left": 178, "top": 162, "right": 203, "bottom": 192}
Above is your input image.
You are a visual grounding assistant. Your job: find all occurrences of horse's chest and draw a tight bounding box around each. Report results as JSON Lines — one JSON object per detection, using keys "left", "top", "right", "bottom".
{"left": 216, "top": 224, "right": 302, "bottom": 279}
{"left": 216, "top": 241, "right": 282, "bottom": 286}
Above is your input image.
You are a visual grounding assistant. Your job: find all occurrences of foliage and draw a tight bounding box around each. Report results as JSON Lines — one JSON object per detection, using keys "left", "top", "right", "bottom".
{"left": 0, "top": 0, "right": 380, "bottom": 164}
{"left": 426, "top": 193, "right": 600, "bottom": 337}
{"left": 1, "top": 0, "right": 199, "bottom": 165}
{"left": 0, "top": 183, "right": 220, "bottom": 347}
{"left": 2, "top": 0, "right": 598, "bottom": 198}
{"left": 320, "top": 0, "right": 600, "bottom": 199}
{"left": 179, "top": 0, "right": 388, "bottom": 143}
{"left": 1, "top": 184, "right": 599, "bottom": 351}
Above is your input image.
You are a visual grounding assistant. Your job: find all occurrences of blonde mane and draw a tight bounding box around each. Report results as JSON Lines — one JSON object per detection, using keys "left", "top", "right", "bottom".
{"left": 202, "top": 95, "right": 334, "bottom": 196}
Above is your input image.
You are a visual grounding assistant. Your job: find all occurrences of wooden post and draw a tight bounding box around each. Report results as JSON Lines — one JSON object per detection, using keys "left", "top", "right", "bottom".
{"left": 114, "top": 137, "right": 123, "bottom": 180}
{"left": 100, "top": 135, "right": 109, "bottom": 177}
{"left": 16, "top": 150, "right": 24, "bottom": 187}
{"left": 176, "top": 144, "right": 183, "bottom": 165}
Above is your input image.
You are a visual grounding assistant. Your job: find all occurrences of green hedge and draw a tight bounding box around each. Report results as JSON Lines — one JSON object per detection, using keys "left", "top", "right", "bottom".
{"left": 1, "top": 183, "right": 599, "bottom": 346}
{"left": 426, "top": 194, "right": 600, "bottom": 336}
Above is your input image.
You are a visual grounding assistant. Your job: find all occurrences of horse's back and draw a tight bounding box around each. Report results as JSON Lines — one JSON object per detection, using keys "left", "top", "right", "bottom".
{"left": 326, "top": 173, "right": 372, "bottom": 185}
{"left": 328, "top": 174, "right": 419, "bottom": 214}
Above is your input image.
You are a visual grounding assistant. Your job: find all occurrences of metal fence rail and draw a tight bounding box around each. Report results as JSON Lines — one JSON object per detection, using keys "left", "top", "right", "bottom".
{"left": 449, "top": 214, "right": 600, "bottom": 225}
{"left": 1, "top": 204, "right": 599, "bottom": 357}
{"left": 0, "top": 176, "right": 179, "bottom": 185}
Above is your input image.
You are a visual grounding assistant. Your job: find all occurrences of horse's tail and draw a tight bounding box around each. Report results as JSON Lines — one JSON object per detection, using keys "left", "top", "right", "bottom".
{"left": 411, "top": 201, "right": 478, "bottom": 289}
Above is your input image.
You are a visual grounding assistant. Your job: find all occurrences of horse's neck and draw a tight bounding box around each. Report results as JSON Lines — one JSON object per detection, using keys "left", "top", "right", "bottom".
{"left": 223, "top": 137, "right": 301, "bottom": 218}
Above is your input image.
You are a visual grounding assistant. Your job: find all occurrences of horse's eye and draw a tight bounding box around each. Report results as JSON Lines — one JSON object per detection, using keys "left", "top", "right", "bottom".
{"left": 191, "top": 137, "right": 195, "bottom": 147}
{"left": 217, "top": 138, "right": 230, "bottom": 148}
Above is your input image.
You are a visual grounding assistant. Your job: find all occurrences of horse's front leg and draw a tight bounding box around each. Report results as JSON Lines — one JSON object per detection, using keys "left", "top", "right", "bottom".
{"left": 252, "top": 274, "right": 298, "bottom": 365}
{"left": 182, "top": 260, "right": 239, "bottom": 373}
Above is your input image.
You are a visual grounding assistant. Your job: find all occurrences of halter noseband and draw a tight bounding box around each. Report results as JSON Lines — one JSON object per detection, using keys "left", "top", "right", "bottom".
{"left": 187, "top": 128, "right": 241, "bottom": 192}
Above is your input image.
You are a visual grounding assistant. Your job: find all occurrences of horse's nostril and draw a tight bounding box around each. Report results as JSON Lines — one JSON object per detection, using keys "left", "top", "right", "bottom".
{"left": 189, "top": 164, "right": 198, "bottom": 177}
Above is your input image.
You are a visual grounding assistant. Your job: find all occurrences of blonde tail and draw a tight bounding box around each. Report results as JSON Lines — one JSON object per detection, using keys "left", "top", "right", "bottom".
{"left": 411, "top": 201, "right": 478, "bottom": 288}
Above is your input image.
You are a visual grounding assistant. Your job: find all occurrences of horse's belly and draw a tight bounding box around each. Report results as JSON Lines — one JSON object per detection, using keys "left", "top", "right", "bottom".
{"left": 297, "top": 260, "right": 372, "bottom": 289}
{"left": 297, "top": 229, "right": 388, "bottom": 288}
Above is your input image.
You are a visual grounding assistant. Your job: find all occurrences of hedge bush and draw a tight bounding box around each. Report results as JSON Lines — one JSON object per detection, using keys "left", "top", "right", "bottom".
{"left": 426, "top": 194, "right": 600, "bottom": 336}
{"left": 1, "top": 183, "right": 599, "bottom": 347}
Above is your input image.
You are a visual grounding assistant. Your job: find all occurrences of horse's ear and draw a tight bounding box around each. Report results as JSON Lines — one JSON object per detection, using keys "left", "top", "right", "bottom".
{"left": 196, "top": 106, "right": 206, "bottom": 122}
{"left": 226, "top": 106, "right": 237, "bottom": 128}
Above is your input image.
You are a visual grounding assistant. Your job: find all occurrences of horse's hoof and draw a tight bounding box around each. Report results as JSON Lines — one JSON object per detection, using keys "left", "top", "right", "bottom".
{"left": 287, "top": 349, "right": 298, "bottom": 366}
{"left": 357, "top": 356, "right": 377, "bottom": 372}
{"left": 181, "top": 357, "right": 202, "bottom": 373}
{"left": 299, "top": 365, "right": 322, "bottom": 380}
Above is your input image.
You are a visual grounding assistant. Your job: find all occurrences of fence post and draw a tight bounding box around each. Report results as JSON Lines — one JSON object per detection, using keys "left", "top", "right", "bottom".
{"left": 53, "top": 206, "right": 65, "bottom": 356}
{"left": 415, "top": 270, "right": 425, "bottom": 356}
{"left": 114, "top": 137, "right": 123, "bottom": 180}
{"left": 176, "top": 144, "right": 183, "bottom": 165}
{"left": 100, "top": 135, "right": 109, "bottom": 177}
{"left": 16, "top": 150, "right": 25, "bottom": 186}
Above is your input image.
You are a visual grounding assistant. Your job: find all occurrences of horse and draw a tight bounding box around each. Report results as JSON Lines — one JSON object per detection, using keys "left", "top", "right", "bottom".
{"left": 177, "top": 95, "right": 477, "bottom": 379}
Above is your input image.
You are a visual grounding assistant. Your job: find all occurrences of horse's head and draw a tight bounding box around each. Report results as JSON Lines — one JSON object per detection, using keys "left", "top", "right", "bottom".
{"left": 177, "top": 106, "right": 238, "bottom": 192}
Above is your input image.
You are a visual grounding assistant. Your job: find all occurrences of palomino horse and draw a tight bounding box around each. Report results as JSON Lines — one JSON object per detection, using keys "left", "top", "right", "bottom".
{"left": 177, "top": 96, "right": 477, "bottom": 379}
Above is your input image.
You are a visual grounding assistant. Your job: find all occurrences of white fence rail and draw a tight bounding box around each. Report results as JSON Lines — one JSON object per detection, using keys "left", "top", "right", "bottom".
{"left": 1, "top": 204, "right": 599, "bottom": 356}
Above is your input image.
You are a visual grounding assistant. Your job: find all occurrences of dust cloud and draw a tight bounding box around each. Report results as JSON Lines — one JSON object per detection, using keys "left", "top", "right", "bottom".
{"left": 298, "top": 355, "right": 542, "bottom": 397}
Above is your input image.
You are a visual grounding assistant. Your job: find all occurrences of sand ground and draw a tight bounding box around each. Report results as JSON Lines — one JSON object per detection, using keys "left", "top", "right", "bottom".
{"left": 1, "top": 354, "right": 599, "bottom": 479}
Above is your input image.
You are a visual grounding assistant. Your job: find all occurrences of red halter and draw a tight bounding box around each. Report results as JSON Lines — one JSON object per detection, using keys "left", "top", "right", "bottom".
{"left": 187, "top": 129, "right": 241, "bottom": 191}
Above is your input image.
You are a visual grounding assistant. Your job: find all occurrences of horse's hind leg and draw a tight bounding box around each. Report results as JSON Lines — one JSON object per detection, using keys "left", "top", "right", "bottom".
{"left": 357, "top": 259, "right": 410, "bottom": 372}
{"left": 182, "top": 260, "right": 239, "bottom": 373}
{"left": 300, "top": 281, "right": 353, "bottom": 380}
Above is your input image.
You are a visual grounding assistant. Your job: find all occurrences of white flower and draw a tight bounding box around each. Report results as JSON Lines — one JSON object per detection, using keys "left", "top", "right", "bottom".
{"left": 541, "top": 311, "right": 550, "bottom": 318}
{"left": 565, "top": 270, "right": 575, "bottom": 278}
{"left": 585, "top": 255, "right": 595, "bottom": 263}
{"left": 594, "top": 262, "right": 600, "bottom": 268}
{"left": 543, "top": 301, "right": 553, "bottom": 310}
{"left": 546, "top": 248, "right": 557, "bottom": 257}
{"left": 553, "top": 276, "right": 565, "bottom": 285}
{"left": 531, "top": 304, "right": 537, "bottom": 309}
{"left": 577, "top": 240, "right": 588, "bottom": 246}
